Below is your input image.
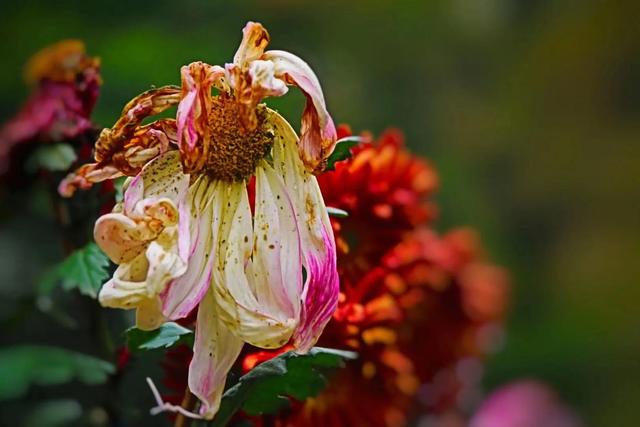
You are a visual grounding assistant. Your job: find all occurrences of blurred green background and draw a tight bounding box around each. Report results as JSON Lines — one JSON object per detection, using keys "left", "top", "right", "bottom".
{"left": 1, "top": 0, "right": 639, "bottom": 425}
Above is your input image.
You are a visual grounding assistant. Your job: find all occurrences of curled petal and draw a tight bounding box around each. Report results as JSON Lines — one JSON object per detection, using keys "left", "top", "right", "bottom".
{"left": 233, "top": 21, "right": 270, "bottom": 67}
{"left": 189, "top": 290, "right": 243, "bottom": 419}
{"left": 248, "top": 60, "right": 288, "bottom": 98}
{"left": 99, "top": 239, "right": 184, "bottom": 330}
{"left": 96, "top": 152, "right": 190, "bottom": 328}
{"left": 59, "top": 107, "right": 179, "bottom": 198}
{"left": 262, "top": 50, "right": 337, "bottom": 173}
{"left": 225, "top": 59, "right": 289, "bottom": 134}
{"left": 177, "top": 62, "right": 225, "bottom": 173}
{"left": 269, "top": 109, "right": 339, "bottom": 351}
{"left": 58, "top": 162, "right": 122, "bottom": 197}
{"left": 95, "top": 86, "right": 180, "bottom": 164}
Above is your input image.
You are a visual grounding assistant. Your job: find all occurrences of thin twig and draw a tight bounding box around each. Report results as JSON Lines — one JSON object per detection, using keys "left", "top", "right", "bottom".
{"left": 146, "top": 377, "right": 204, "bottom": 420}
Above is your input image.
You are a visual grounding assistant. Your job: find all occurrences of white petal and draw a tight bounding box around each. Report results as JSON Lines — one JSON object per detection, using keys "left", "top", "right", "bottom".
{"left": 212, "top": 182, "right": 297, "bottom": 349}
{"left": 188, "top": 290, "right": 243, "bottom": 419}
{"left": 269, "top": 109, "right": 340, "bottom": 351}
{"left": 161, "top": 178, "right": 220, "bottom": 319}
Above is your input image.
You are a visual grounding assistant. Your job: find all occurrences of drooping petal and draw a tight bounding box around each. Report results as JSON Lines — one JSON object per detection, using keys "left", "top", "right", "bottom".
{"left": 212, "top": 180, "right": 300, "bottom": 349}
{"left": 262, "top": 50, "right": 337, "bottom": 173}
{"left": 233, "top": 21, "right": 270, "bottom": 67}
{"left": 249, "top": 163, "right": 303, "bottom": 320}
{"left": 189, "top": 289, "right": 243, "bottom": 419}
{"left": 177, "top": 62, "right": 224, "bottom": 174}
{"left": 269, "top": 109, "right": 340, "bottom": 351}
{"left": 161, "top": 178, "right": 220, "bottom": 319}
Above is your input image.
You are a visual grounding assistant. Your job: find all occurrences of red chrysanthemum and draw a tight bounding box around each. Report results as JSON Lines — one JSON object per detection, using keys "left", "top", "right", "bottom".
{"left": 272, "top": 228, "right": 508, "bottom": 427}
{"left": 318, "top": 126, "right": 439, "bottom": 287}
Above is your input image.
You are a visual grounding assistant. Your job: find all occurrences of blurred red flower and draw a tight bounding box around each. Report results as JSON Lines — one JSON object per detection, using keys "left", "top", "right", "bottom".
{"left": 0, "top": 40, "right": 100, "bottom": 174}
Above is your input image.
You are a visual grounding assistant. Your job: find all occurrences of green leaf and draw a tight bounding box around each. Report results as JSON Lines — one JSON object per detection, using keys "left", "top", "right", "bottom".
{"left": 39, "top": 243, "right": 110, "bottom": 298}
{"left": 26, "top": 143, "right": 77, "bottom": 172}
{"left": 196, "top": 347, "right": 357, "bottom": 427}
{"left": 0, "top": 345, "right": 114, "bottom": 401}
{"left": 126, "top": 322, "right": 193, "bottom": 351}
{"left": 324, "top": 136, "right": 361, "bottom": 171}
{"left": 23, "top": 399, "right": 83, "bottom": 427}
{"left": 327, "top": 206, "right": 349, "bottom": 218}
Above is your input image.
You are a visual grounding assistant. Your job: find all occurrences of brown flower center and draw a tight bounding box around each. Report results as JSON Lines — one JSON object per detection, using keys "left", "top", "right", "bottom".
{"left": 205, "top": 95, "right": 274, "bottom": 181}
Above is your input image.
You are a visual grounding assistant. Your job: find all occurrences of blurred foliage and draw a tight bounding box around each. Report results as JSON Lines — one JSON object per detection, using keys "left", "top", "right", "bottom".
{"left": 0, "top": 345, "right": 114, "bottom": 400}
{"left": 0, "top": 0, "right": 638, "bottom": 425}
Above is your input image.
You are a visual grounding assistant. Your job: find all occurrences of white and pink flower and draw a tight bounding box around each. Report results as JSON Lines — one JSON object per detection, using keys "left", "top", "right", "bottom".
{"left": 61, "top": 22, "right": 339, "bottom": 419}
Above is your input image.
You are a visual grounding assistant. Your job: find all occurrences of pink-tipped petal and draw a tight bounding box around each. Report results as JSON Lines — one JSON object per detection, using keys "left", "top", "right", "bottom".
{"left": 189, "top": 289, "right": 243, "bottom": 419}
{"left": 262, "top": 50, "right": 337, "bottom": 173}
{"left": 177, "top": 62, "right": 225, "bottom": 173}
{"left": 161, "top": 178, "right": 220, "bottom": 319}
{"left": 269, "top": 109, "right": 339, "bottom": 351}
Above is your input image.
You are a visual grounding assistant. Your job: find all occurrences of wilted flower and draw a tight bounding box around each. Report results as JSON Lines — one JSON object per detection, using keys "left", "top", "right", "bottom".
{"left": 0, "top": 40, "right": 100, "bottom": 174}
{"left": 62, "top": 22, "right": 339, "bottom": 418}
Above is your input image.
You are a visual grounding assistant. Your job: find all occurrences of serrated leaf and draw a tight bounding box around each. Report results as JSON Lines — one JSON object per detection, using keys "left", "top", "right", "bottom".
{"left": 196, "top": 347, "right": 357, "bottom": 427}
{"left": 126, "top": 322, "right": 193, "bottom": 351}
{"left": 39, "top": 243, "right": 110, "bottom": 298}
{"left": 324, "top": 136, "right": 361, "bottom": 171}
{"left": 0, "top": 345, "right": 114, "bottom": 401}
{"left": 26, "top": 143, "right": 77, "bottom": 172}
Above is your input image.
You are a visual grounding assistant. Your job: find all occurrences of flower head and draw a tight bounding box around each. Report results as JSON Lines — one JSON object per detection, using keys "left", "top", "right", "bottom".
{"left": 0, "top": 40, "right": 100, "bottom": 174}
{"left": 62, "top": 22, "right": 339, "bottom": 419}
{"left": 317, "top": 128, "right": 439, "bottom": 285}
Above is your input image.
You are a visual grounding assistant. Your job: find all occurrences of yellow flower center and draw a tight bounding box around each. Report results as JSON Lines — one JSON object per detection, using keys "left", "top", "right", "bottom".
{"left": 205, "top": 95, "right": 274, "bottom": 181}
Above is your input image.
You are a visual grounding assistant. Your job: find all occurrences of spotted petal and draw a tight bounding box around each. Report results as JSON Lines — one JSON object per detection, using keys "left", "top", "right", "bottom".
{"left": 161, "top": 178, "right": 221, "bottom": 320}
{"left": 212, "top": 176, "right": 302, "bottom": 349}
{"left": 189, "top": 289, "right": 243, "bottom": 419}
{"left": 269, "top": 109, "right": 339, "bottom": 351}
